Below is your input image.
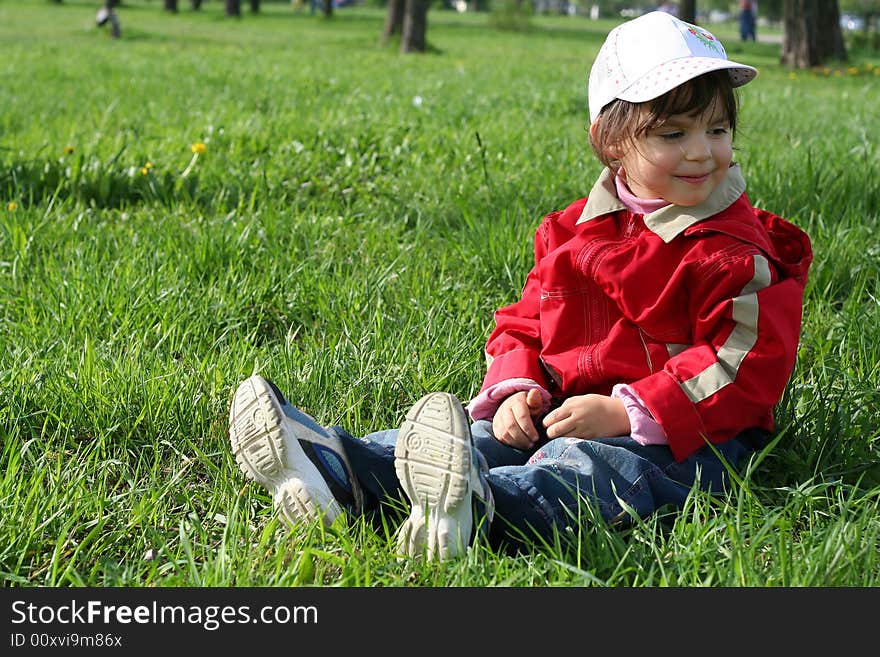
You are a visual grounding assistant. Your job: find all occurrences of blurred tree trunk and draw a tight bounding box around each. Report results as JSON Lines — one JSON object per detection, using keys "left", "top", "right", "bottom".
{"left": 249, "top": 0, "right": 260, "bottom": 12}
{"left": 226, "top": 0, "right": 241, "bottom": 16}
{"left": 164, "top": 0, "right": 178, "bottom": 12}
{"left": 815, "top": 2, "right": 847, "bottom": 60}
{"left": 383, "top": 0, "right": 404, "bottom": 43}
{"left": 781, "top": 0, "right": 847, "bottom": 67}
{"left": 322, "top": 0, "right": 334, "bottom": 18}
{"left": 191, "top": 0, "right": 203, "bottom": 9}
{"left": 679, "top": 0, "right": 696, "bottom": 23}
{"left": 400, "top": 0, "right": 429, "bottom": 53}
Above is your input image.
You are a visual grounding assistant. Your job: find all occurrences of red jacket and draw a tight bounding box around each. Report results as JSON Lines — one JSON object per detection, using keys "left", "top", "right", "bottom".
{"left": 479, "top": 166, "right": 813, "bottom": 461}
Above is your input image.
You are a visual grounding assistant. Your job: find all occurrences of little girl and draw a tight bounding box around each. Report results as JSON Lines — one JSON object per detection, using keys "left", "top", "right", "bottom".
{"left": 228, "top": 11, "right": 813, "bottom": 560}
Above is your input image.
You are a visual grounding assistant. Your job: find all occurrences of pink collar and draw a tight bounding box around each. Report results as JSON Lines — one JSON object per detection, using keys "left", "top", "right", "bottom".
{"left": 614, "top": 175, "right": 670, "bottom": 214}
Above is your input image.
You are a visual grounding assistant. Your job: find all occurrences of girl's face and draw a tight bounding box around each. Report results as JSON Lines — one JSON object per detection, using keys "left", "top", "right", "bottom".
{"left": 617, "top": 103, "right": 733, "bottom": 207}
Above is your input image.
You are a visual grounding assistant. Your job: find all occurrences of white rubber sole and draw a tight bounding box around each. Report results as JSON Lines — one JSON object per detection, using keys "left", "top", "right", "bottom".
{"left": 394, "top": 392, "right": 474, "bottom": 560}
{"left": 229, "top": 375, "right": 343, "bottom": 526}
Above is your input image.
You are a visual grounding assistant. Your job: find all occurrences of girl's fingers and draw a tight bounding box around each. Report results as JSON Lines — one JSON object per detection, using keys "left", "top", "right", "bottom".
{"left": 543, "top": 407, "right": 569, "bottom": 428}
{"left": 513, "top": 405, "right": 537, "bottom": 440}
{"left": 497, "top": 408, "right": 526, "bottom": 446}
{"left": 544, "top": 408, "right": 576, "bottom": 439}
{"left": 526, "top": 388, "right": 543, "bottom": 410}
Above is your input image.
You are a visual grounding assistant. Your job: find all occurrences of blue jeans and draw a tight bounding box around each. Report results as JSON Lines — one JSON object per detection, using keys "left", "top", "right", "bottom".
{"left": 328, "top": 419, "right": 767, "bottom": 553}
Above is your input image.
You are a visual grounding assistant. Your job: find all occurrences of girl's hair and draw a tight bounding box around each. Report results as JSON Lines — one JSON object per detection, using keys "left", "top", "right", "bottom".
{"left": 589, "top": 70, "right": 740, "bottom": 171}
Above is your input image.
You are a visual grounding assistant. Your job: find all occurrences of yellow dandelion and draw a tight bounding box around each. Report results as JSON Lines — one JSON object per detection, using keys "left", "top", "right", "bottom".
{"left": 64, "top": 145, "right": 74, "bottom": 155}
{"left": 140, "top": 167, "right": 149, "bottom": 175}
{"left": 847, "top": 67, "right": 859, "bottom": 75}
{"left": 7, "top": 201, "right": 17, "bottom": 211}
{"left": 788, "top": 72, "right": 797, "bottom": 80}
{"left": 191, "top": 142, "right": 207, "bottom": 155}
{"left": 145, "top": 161, "right": 153, "bottom": 169}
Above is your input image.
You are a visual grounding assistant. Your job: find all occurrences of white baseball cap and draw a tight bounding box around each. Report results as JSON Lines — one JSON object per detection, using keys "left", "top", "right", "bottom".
{"left": 588, "top": 11, "right": 758, "bottom": 124}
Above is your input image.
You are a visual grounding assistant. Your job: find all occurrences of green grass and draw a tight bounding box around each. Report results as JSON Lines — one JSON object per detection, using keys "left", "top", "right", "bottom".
{"left": 1, "top": 0, "right": 879, "bottom": 587}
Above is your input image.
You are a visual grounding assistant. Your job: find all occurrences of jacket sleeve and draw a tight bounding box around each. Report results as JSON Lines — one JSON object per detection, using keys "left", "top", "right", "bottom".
{"left": 477, "top": 216, "right": 554, "bottom": 396}
{"left": 630, "top": 246, "right": 806, "bottom": 461}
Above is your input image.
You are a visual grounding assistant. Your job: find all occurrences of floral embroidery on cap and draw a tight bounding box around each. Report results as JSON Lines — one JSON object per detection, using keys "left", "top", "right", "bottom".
{"left": 687, "top": 26, "right": 721, "bottom": 53}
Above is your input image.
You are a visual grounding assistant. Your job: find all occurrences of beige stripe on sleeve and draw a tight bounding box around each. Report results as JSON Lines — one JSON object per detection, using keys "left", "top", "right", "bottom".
{"left": 680, "top": 255, "right": 771, "bottom": 403}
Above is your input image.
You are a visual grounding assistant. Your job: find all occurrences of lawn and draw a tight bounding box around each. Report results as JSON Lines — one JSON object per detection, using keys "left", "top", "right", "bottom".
{"left": 1, "top": 0, "right": 879, "bottom": 587}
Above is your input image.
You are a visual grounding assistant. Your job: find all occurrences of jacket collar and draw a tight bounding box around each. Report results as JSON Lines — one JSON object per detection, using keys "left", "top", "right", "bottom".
{"left": 577, "top": 164, "right": 747, "bottom": 243}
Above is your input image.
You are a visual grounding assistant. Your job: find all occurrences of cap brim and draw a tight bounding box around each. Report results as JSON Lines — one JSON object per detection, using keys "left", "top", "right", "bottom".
{"left": 616, "top": 57, "right": 758, "bottom": 105}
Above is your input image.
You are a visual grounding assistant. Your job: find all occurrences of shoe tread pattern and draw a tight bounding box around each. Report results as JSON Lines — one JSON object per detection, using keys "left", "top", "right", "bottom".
{"left": 395, "top": 393, "right": 471, "bottom": 514}
{"left": 229, "top": 377, "right": 286, "bottom": 488}
{"left": 229, "top": 375, "right": 341, "bottom": 525}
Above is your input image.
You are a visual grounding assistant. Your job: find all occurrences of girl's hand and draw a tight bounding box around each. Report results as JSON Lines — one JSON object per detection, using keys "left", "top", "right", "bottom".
{"left": 492, "top": 389, "right": 544, "bottom": 450}
{"left": 542, "top": 394, "right": 630, "bottom": 440}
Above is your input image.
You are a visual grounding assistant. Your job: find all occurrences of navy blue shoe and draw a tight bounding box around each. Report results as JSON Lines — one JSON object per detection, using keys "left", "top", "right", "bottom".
{"left": 229, "top": 375, "right": 363, "bottom": 526}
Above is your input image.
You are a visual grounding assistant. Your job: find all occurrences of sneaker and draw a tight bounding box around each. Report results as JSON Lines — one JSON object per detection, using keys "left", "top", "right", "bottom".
{"left": 394, "top": 392, "right": 494, "bottom": 560}
{"left": 229, "top": 375, "right": 363, "bottom": 527}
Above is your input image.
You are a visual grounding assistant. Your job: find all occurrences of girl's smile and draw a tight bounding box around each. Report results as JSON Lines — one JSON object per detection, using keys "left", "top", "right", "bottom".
{"left": 677, "top": 173, "right": 711, "bottom": 184}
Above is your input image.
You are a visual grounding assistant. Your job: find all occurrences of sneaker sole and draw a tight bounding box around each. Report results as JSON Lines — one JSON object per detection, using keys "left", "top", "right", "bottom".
{"left": 229, "top": 375, "right": 343, "bottom": 526}
{"left": 394, "top": 392, "right": 473, "bottom": 560}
